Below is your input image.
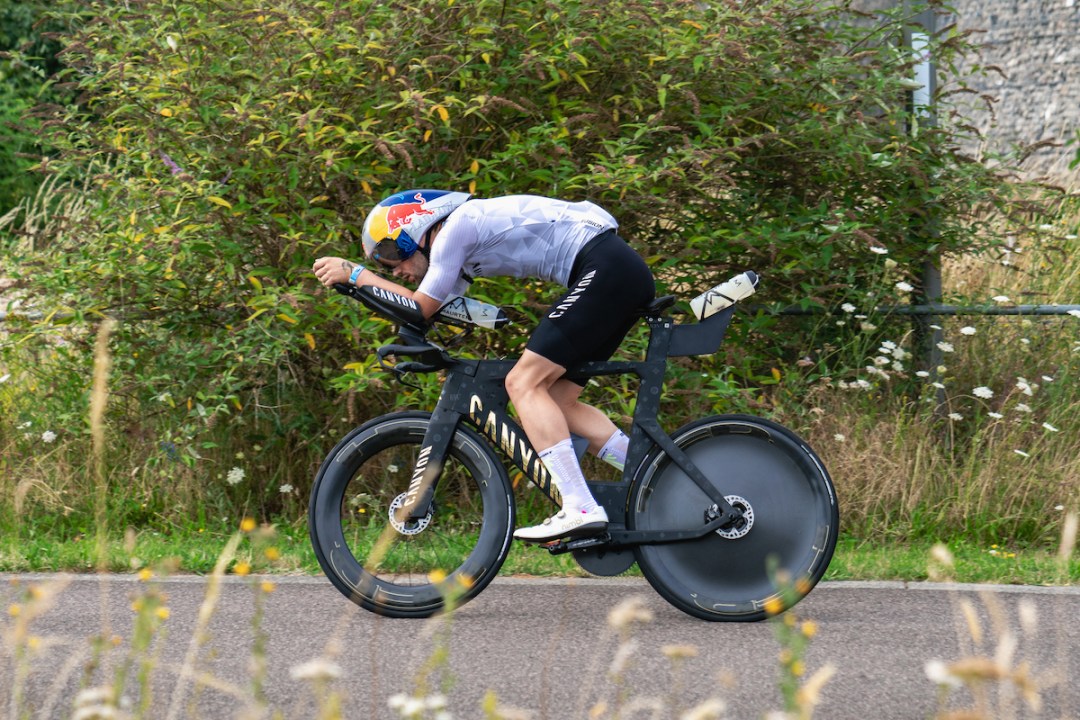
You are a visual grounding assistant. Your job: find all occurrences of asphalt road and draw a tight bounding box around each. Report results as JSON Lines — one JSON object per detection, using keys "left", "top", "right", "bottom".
{"left": 2, "top": 574, "right": 1078, "bottom": 719}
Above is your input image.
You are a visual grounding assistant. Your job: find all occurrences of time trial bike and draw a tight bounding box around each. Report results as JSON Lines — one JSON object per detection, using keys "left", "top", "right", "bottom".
{"left": 308, "top": 273, "right": 839, "bottom": 621}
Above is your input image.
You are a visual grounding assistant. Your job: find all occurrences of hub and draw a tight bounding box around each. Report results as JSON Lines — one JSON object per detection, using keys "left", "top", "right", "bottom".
{"left": 388, "top": 493, "right": 432, "bottom": 536}
{"left": 710, "top": 495, "right": 754, "bottom": 540}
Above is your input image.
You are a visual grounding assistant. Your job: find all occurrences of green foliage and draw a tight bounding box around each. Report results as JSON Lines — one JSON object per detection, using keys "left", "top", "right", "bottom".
{"left": 0, "top": 0, "right": 65, "bottom": 214}
{"left": 2, "top": 0, "right": 1042, "bottom": 523}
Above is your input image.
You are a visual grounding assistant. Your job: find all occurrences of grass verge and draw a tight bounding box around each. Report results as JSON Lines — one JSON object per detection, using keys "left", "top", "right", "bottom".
{"left": 1, "top": 524, "right": 1076, "bottom": 586}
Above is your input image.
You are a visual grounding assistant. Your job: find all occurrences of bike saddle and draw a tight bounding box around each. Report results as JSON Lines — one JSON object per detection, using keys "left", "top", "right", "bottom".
{"left": 645, "top": 295, "right": 677, "bottom": 315}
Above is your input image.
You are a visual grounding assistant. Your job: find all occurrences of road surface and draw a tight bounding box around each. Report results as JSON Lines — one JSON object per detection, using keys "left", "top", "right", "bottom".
{"left": 2, "top": 574, "right": 1077, "bottom": 719}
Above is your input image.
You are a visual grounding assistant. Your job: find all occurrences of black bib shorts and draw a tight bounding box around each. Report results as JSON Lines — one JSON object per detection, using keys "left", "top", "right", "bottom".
{"left": 524, "top": 230, "right": 655, "bottom": 381}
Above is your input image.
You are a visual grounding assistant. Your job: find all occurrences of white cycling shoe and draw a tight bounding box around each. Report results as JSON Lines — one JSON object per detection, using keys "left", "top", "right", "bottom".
{"left": 514, "top": 506, "right": 609, "bottom": 543}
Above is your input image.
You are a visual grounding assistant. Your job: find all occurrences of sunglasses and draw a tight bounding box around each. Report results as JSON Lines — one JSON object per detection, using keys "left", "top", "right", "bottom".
{"left": 372, "top": 231, "right": 420, "bottom": 265}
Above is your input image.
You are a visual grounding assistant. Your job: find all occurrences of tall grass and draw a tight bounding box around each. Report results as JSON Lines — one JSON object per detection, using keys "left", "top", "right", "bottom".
{"left": 778, "top": 208, "right": 1080, "bottom": 546}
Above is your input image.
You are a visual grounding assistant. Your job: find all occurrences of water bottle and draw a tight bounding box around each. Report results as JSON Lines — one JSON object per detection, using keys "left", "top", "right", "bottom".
{"left": 689, "top": 271, "right": 759, "bottom": 320}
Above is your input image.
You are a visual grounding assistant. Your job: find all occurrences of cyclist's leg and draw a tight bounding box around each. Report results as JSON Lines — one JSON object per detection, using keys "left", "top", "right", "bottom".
{"left": 549, "top": 380, "right": 630, "bottom": 470}
{"left": 504, "top": 350, "right": 573, "bottom": 452}
{"left": 506, "top": 352, "right": 609, "bottom": 542}
{"left": 549, "top": 379, "right": 618, "bottom": 452}
{"left": 510, "top": 234, "right": 652, "bottom": 542}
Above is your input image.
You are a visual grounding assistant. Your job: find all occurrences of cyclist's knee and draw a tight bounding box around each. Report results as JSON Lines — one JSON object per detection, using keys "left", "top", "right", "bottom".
{"left": 505, "top": 351, "right": 564, "bottom": 403}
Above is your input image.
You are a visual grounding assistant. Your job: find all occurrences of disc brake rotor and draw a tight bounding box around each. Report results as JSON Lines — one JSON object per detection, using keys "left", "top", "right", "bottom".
{"left": 388, "top": 493, "right": 432, "bottom": 536}
{"left": 713, "top": 495, "right": 754, "bottom": 540}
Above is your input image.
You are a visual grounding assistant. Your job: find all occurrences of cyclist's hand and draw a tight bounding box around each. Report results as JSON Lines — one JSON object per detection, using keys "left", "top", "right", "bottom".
{"left": 313, "top": 256, "right": 358, "bottom": 287}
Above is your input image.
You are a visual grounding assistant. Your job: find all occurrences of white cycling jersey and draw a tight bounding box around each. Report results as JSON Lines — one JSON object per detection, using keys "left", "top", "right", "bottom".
{"left": 416, "top": 195, "right": 617, "bottom": 302}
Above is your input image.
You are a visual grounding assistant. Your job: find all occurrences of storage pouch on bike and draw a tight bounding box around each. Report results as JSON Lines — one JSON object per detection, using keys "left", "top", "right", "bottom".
{"left": 666, "top": 305, "right": 735, "bottom": 357}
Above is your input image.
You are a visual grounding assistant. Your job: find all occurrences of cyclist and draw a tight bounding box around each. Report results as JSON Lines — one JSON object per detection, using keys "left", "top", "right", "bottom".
{"left": 313, "top": 190, "right": 655, "bottom": 542}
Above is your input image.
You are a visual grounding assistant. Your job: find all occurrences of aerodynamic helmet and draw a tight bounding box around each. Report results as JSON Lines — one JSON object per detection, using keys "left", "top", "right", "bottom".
{"left": 361, "top": 189, "right": 471, "bottom": 263}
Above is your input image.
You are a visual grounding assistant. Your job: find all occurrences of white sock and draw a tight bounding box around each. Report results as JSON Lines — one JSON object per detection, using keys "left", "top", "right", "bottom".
{"left": 598, "top": 429, "right": 629, "bottom": 471}
{"left": 539, "top": 439, "right": 597, "bottom": 513}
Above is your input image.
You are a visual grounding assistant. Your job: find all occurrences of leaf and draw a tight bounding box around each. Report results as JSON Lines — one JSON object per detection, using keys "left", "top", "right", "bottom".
{"left": 276, "top": 313, "right": 298, "bottom": 324}
{"left": 207, "top": 196, "right": 233, "bottom": 209}
{"left": 248, "top": 275, "right": 263, "bottom": 291}
{"left": 159, "top": 108, "right": 174, "bottom": 117}
{"left": 434, "top": 105, "right": 450, "bottom": 122}
{"left": 304, "top": 333, "right": 316, "bottom": 350}
{"left": 343, "top": 362, "right": 366, "bottom": 372}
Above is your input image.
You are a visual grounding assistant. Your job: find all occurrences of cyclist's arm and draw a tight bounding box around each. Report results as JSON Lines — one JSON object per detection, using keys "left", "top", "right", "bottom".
{"left": 312, "top": 256, "right": 443, "bottom": 318}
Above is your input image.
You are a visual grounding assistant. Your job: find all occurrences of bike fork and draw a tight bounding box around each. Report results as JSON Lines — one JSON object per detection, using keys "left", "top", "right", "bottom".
{"left": 399, "top": 405, "right": 463, "bottom": 522}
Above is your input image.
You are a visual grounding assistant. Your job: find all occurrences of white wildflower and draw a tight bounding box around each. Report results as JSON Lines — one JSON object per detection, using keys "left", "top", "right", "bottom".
{"left": 959, "top": 326, "right": 976, "bottom": 336}
{"left": 680, "top": 698, "right": 728, "bottom": 720}
{"left": 870, "top": 245, "right": 889, "bottom": 255}
{"left": 1015, "top": 403, "right": 1033, "bottom": 413}
{"left": 1014, "top": 449, "right": 1031, "bottom": 458}
{"left": 916, "top": 371, "right": 930, "bottom": 378}
{"left": 841, "top": 303, "right": 856, "bottom": 313}
{"left": 0, "top": 373, "right": 9, "bottom": 384}
{"left": 861, "top": 322, "right": 878, "bottom": 332}
{"left": 1021, "top": 337, "right": 1031, "bottom": 344}
{"left": 1056, "top": 505, "right": 1066, "bottom": 511}
{"left": 937, "top": 342, "right": 954, "bottom": 353}
{"left": 932, "top": 382, "right": 945, "bottom": 390}
{"left": 992, "top": 295, "right": 1010, "bottom": 303}
{"left": 41, "top": 430, "right": 57, "bottom": 444}
{"left": 279, "top": 484, "right": 294, "bottom": 494}
{"left": 226, "top": 467, "right": 245, "bottom": 486}
{"left": 973, "top": 387, "right": 994, "bottom": 399}
{"left": 290, "top": 658, "right": 342, "bottom": 681}
{"left": 948, "top": 413, "right": 963, "bottom": 421}
{"left": 866, "top": 365, "right": 889, "bottom": 379}
{"left": 609, "top": 638, "right": 639, "bottom": 676}
{"left": 880, "top": 341, "right": 897, "bottom": 351}
{"left": 834, "top": 434, "right": 846, "bottom": 442}
{"left": 1041, "top": 375, "right": 1054, "bottom": 383}
{"left": 1068, "top": 310, "right": 1080, "bottom": 318}
{"left": 925, "top": 660, "right": 963, "bottom": 688}
{"left": 1015, "top": 378, "right": 1034, "bottom": 396}
{"left": 1037, "top": 224, "right": 1054, "bottom": 232}
{"left": 607, "top": 595, "right": 654, "bottom": 630}
{"left": 930, "top": 324, "right": 943, "bottom": 330}
{"left": 1042, "top": 423, "right": 1059, "bottom": 432}
{"left": 873, "top": 356, "right": 890, "bottom": 366}
{"left": 855, "top": 379, "right": 872, "bottom": 390}
{"left": 891, "top": 361, "right": 905, "bottom": 373}
{"left": 895, "top": 281, "right": 914, "bottom": 293}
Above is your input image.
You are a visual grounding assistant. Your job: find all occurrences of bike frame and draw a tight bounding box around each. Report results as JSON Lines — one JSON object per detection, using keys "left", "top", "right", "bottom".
{"left": 398, "top": 305, "right": 747, "bottom": 541}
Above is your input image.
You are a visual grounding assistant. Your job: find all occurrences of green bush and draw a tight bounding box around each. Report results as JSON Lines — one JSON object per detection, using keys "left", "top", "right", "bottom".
{"left": 3, "top": 0, "right": 1038, "bottom": 520}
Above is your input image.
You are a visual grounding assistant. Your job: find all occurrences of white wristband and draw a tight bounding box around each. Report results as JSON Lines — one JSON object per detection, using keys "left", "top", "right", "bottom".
{"left": 348, "top": 264, "right": 365, "bottom": 285}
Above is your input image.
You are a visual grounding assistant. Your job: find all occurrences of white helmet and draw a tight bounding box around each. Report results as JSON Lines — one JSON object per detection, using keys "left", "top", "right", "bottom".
{"left": 361, "top": 189, "right": 471, "bottom": 262}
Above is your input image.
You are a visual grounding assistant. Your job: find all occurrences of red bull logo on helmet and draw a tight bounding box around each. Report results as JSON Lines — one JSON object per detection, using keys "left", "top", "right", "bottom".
{"left": 384, "top": 193, "right": 435, "bottom": 234}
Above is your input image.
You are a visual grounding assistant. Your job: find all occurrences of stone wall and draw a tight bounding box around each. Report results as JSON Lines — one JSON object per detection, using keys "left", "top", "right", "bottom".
{"left": 852, "top": 0, "right": 1080, "bottom": 185}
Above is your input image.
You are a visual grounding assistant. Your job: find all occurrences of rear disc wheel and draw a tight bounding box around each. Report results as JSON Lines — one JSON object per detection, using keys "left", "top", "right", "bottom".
{"left": 630, "top": 415, "right": 838, "bottom": 621}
